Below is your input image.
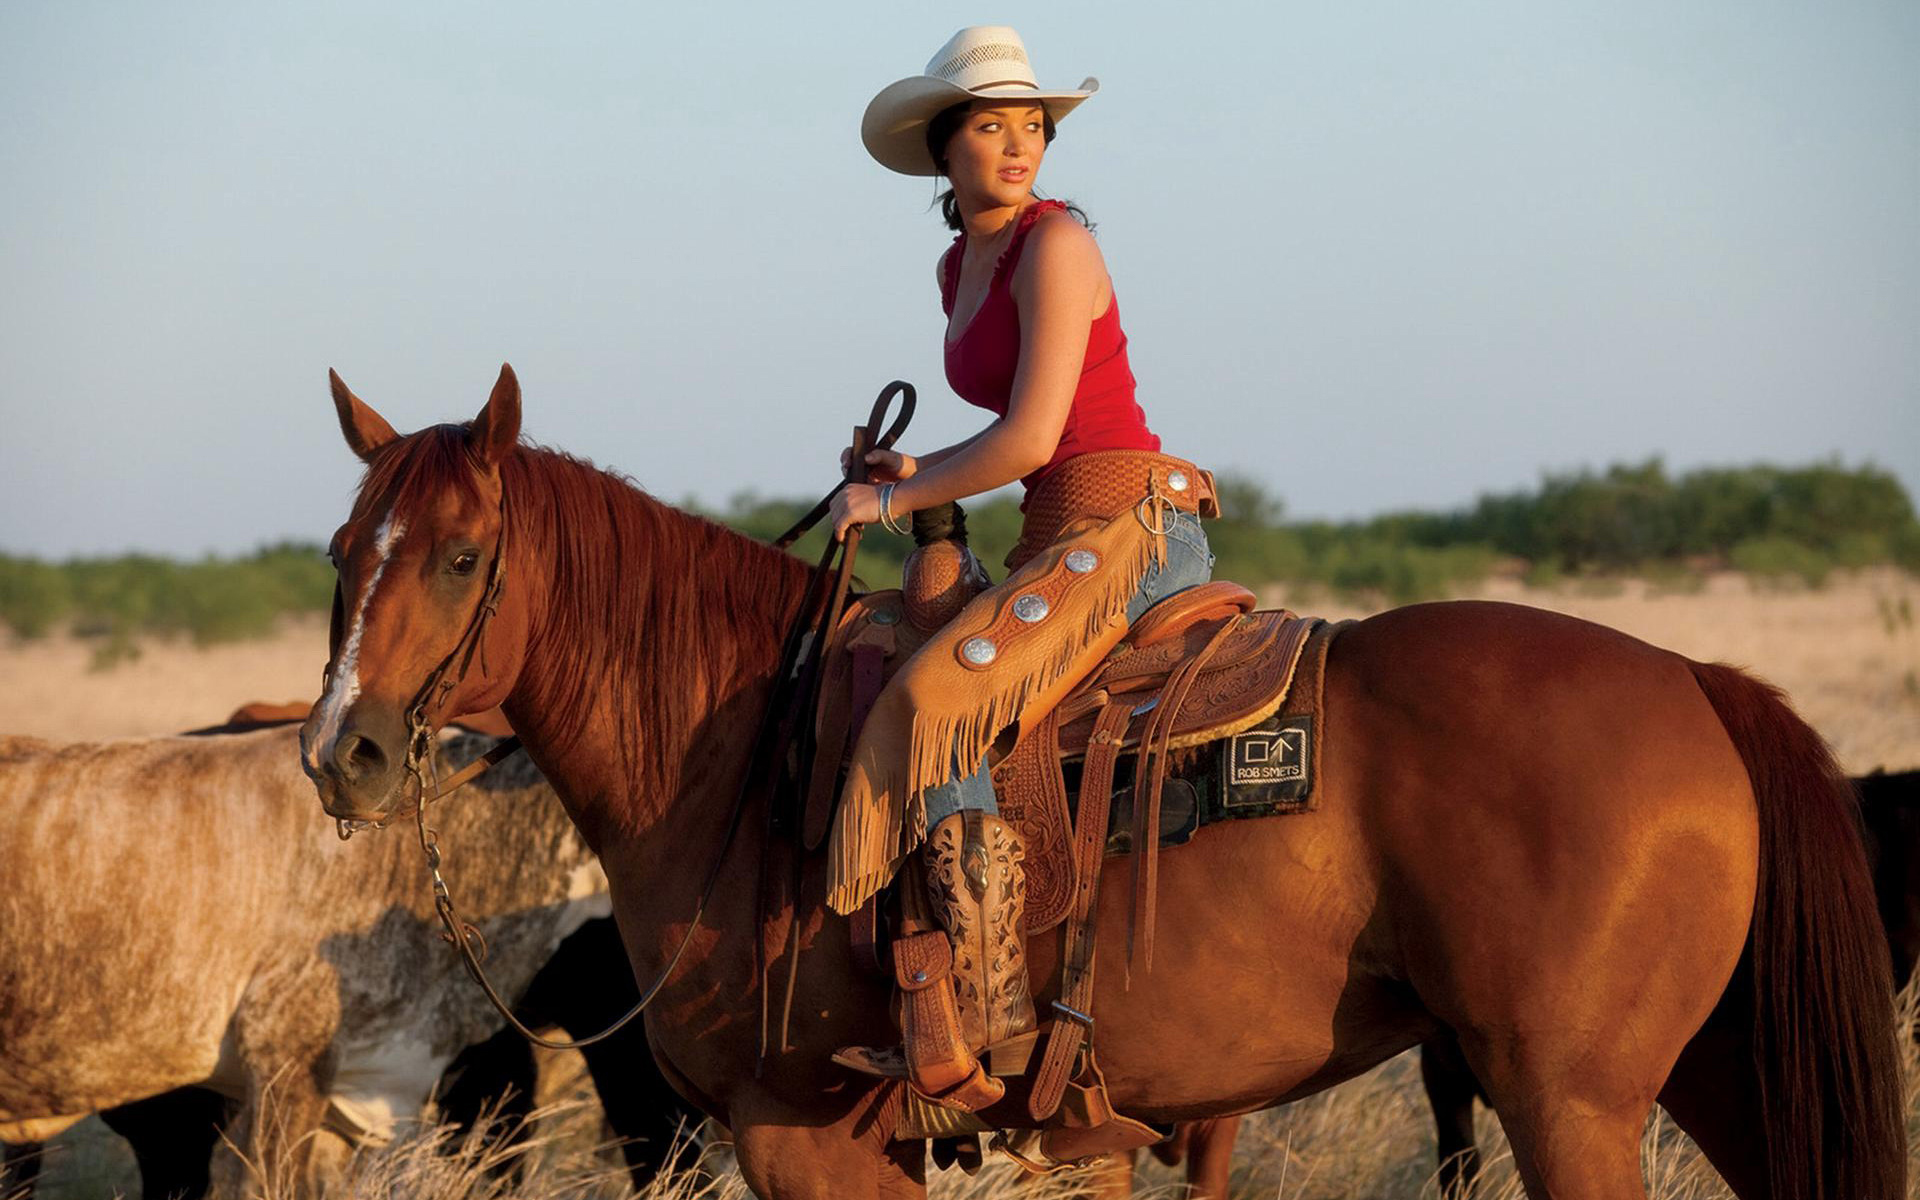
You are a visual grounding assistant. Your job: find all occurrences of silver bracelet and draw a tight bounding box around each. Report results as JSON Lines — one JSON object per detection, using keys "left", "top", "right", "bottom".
{"left": 877, "top": 483, "right": 910, "bottom": 536}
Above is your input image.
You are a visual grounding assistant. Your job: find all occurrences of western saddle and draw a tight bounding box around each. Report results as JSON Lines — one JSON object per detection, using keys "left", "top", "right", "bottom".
{"left": 806, "top": 506, "right": 1324, "bottom": 1168}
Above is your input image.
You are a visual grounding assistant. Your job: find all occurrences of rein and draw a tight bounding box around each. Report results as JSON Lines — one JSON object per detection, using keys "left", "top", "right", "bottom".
{"left": 338, "top": 382, "right": 915, "bottom": 1053}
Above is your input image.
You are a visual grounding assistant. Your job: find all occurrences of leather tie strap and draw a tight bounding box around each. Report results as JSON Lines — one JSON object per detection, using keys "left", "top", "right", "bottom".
{"left": 1029, "top": 699, "right": 1135, "bottom": 1123}
{"left": 1128, "top": 614, "right": 1244, "bottom": 979}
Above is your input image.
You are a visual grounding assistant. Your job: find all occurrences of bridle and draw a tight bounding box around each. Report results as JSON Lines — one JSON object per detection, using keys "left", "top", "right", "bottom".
{"left": 320, "top": 383, "right": 915, "bottom": 1053}
{"left": 330, "top": 488, "right": 517, "bottom": 844}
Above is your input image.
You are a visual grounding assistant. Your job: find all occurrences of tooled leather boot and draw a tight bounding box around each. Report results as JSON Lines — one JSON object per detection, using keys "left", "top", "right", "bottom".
{"left": 831, "top": 811, "right": 1038, "bottom": 1111}
{"left": 924, "top": 810, "right": 1039, "bottom": 1056}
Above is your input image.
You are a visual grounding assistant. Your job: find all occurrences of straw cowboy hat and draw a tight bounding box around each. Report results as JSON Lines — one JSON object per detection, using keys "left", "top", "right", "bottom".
{"left": 862, "top": 26, "right": 1098, "bottom": 177}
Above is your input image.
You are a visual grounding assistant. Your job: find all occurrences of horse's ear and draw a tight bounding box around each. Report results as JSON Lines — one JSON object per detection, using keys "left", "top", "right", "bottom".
{"left": 469, "top": 363, "right": 522, "bottom": 468}
{"left": 329, "top": 369, "right": 399, "bottom": 463}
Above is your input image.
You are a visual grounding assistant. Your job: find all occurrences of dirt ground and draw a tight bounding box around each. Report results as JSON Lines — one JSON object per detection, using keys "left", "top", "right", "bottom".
{"left": 4, "top": 568, "right": 1914, "bottom": 773}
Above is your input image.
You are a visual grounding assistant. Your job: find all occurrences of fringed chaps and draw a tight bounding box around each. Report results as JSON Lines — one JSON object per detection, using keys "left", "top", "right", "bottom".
{"left": 826, "top": 495, "right": 1195, "bottom": 914}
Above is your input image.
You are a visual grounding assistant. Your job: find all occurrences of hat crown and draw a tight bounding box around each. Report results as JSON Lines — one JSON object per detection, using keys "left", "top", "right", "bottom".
{"left": 923, "top": 26, "right": 1038, "bottom": 91}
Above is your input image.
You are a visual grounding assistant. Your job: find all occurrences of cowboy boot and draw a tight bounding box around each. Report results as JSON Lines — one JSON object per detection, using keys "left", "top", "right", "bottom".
{"left": 831, "top": 811, "right": 1038, "bottom": 1111}
{"left": 924, "top": 810, "right": 1039, "bottom": 1061}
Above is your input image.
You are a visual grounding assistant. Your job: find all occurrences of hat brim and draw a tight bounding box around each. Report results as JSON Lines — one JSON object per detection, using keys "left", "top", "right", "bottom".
{"left": 861, "top": 76, "right": 1098, "bottom": 177}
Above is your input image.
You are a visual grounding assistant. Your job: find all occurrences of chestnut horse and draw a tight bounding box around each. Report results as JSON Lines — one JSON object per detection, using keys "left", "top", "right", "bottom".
{"left": 302, "top": 365, "right": 1902, "bottom": 1200}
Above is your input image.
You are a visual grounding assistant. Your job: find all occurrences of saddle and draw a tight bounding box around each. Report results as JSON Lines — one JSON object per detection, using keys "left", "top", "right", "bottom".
{"left": 806, "top": 520, "right": 1332, "bottom": 1165}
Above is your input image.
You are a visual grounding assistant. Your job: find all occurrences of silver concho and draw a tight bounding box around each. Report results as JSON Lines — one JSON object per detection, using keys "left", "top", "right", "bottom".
{"left": 1013, "top": 594, "right": 1049, "bottom": 623}
{"left": 1064, "top": 549, "right": 1099, "bottom": 574}
{"left": 961, "top": 637, "right": 999, "bottom": 666}
{"left": 1167, "top": 470, "right": 1190, "bottom": 492}
{"left": 868, "top": 606, "right": 900, "bottom": 626}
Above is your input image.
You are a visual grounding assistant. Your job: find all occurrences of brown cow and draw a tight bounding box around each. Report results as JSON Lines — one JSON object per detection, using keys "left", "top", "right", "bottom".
{"left": 0, "top": 726, "right": 607, "bottom": 1195}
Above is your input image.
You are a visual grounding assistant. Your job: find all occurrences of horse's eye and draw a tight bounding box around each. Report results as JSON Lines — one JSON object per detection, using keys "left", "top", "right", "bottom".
{"left": 450, "top": 551, "right": 480, "bottom": 576}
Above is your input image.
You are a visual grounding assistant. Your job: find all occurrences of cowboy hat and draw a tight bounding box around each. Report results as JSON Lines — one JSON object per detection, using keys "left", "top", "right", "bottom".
{"left": 862, "top": 26, "right": 1098, "bottom": 177}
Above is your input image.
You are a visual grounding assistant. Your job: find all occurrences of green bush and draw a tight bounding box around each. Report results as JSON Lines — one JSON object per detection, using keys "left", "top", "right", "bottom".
{"left": 4, "top": 458, "right": 1912, "bottom": 647}
{"left": 1729, "top": 537, "right": 1832, "bottom": 587}
{"left": 0, "top": 544, "right": 333, "bottom": 643}
{"left": 0, "top": 556, "right": 73, "bottom": 638}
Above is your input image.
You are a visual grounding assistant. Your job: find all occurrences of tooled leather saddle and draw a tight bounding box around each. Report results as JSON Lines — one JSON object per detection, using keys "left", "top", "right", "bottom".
{"left": 803, "top": 506, "right": 1332, "bottom": 1161}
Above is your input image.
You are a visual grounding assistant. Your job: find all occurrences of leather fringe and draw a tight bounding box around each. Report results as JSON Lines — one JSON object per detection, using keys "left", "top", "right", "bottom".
{"left": 827, "top": 509, "right": 1164, "bottom": 915}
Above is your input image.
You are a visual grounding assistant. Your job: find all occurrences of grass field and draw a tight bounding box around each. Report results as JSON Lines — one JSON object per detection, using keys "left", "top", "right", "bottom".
{"left": 4, "top": 567, "right": 1916, "bottom": 1197}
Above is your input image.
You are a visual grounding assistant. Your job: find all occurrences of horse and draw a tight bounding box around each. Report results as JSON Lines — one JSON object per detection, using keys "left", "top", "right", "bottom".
{"left": 0, "top": 723, "right": 608, "bottom": 1197}
{"left": 304, "top": 363, "right": 1902, "bottom": 1200}
{"left": 1404, "top": 767, "right": 1920, "bottom": 1198}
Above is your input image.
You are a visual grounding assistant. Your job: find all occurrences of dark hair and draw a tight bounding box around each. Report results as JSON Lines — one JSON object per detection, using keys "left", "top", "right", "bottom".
{"left": 926, "top": 102, "right": 1093, "bottom": 233}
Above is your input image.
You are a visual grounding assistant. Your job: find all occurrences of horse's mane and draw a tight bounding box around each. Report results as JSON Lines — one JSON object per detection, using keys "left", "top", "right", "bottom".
{"left": 356, "top": 425, "right": 815, "bottom": 805}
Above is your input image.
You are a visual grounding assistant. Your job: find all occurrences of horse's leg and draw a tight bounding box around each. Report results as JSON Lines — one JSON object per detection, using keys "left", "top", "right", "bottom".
{"left": 1419, "top": 1034, "right": 1482, "bottom": 1195}
{"left": 730, "top": 1087, "right": 910, "bottom": 1200}
{"left": 1182, "top": 1115, "right": 1240, "bottom": 1199}
{"left": 1652, "top": 997, "right": 1768, "bottom": 1200}
{"left": 1460, "top": 1040, "right": 1651, "bottom": 1200}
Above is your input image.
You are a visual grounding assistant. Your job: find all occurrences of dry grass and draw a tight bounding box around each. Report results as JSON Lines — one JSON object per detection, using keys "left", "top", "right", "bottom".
{"left": 189, "top": 986, "right": 1920, "bottom": 1198}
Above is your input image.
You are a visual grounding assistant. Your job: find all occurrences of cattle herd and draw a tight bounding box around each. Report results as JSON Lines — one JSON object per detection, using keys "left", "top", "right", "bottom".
{"left": 1, "top": 704, "right": 1914, "bottom": 1198}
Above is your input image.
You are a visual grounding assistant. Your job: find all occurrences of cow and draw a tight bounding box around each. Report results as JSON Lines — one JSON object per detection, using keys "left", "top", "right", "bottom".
{"left": 0, "top": 724, "right": 610, "bottom": 1196}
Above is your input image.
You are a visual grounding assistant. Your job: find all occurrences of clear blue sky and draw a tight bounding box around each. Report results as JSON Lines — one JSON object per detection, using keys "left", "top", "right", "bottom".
{"left": 2, "top": 0, "right": 1915, "bottom": 557}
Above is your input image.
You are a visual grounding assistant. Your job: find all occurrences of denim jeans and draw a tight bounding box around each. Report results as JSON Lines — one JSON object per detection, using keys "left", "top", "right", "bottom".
{"left": 922, "top": 511, "right": 1215, "bottom": 826}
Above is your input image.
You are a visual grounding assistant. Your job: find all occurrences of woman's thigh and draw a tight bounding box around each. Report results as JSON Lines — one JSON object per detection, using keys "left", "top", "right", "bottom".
{"left": 1125, "top": 512, "right": 1214, "bottom": 623}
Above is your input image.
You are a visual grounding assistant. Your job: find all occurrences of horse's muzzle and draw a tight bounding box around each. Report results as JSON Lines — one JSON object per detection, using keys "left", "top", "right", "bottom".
{"left": 312, "top": 773, "right": 402, "bottom": 824}
{"left": 300, "top": 708, "right": 408, "bottom": 823}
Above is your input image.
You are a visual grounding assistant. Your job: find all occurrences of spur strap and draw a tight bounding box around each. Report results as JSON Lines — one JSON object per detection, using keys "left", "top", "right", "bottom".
{"left": 1029, "top": 700, "right": 1135, "bottom": 1122}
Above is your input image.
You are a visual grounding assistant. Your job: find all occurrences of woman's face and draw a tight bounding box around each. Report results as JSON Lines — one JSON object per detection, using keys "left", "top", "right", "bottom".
{"left": 942, "top": 101, "right": 1047, "bottom": 210}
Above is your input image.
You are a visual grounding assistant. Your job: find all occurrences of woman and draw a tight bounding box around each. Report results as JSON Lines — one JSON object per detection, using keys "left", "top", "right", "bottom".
{"left": 826, "top": 26, "right": 1219, "bottom": 1112}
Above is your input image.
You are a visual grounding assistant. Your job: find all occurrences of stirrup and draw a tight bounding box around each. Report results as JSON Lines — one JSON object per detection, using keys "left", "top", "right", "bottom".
{"left": 831, "top": 1044, "right": 907, "bottom": 1079}
{"left": 915, "top": 1058, "right": 1005, "bottom": 1112}
{"left": 833, "top": 1028, "right": 1037, "bottom": 1082}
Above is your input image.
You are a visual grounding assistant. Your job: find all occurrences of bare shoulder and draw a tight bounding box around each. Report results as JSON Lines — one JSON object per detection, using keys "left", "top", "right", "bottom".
{"left": 1016, "top": 208, "right": 1104, "bottom": 290}
{"left": 1027, "top": 207, "right": 1101, "bottom": 259}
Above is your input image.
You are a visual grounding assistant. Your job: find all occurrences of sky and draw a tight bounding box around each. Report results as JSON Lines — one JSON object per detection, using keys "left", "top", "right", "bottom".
{"left": 2, "top": 0, "right": 1915, "bottom": 558}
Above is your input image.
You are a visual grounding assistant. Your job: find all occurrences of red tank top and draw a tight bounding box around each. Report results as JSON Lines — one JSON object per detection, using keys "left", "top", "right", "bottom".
{"left": 940, "top": 200, "right": 1160, "bottom": 492}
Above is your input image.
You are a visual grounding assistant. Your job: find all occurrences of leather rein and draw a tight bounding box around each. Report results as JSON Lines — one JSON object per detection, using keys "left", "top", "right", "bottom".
{"left": 331, "top": 383, "right": 915, "bottom": 1053}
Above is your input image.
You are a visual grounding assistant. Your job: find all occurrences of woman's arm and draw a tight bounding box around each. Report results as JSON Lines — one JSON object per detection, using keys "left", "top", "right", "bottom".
{"left": 830, "top": 214, "right": 1108, "bottom": 538}
{"left": 844, "top": 429, "right": 985, "bottom": 484}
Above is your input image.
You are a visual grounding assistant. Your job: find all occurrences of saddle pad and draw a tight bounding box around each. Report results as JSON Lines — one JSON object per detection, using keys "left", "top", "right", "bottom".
{"left": 1094, "top": 617, "right": 1348, "bottom": 852}
{"left": 1000, "top": 613, "right": 1337, "bottom": 934}
{"left": 1055, "top": 611, "right": 1320, "bottom": 760}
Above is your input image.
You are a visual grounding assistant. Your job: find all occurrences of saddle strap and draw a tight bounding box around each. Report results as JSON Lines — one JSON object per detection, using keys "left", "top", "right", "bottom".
{"left": 1029, "top": 700, "right": 1135, "bottom": 1123}
{"left": 1129, "top": 615, "right": 1245, "bottom": 978}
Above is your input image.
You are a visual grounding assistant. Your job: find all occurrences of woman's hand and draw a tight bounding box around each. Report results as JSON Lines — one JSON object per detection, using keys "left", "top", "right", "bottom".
{"left": 829, "top": 482, "right": 882, "bottom": 542}
{"left": 839, "top": 447, "right": 918, "bottom": 483}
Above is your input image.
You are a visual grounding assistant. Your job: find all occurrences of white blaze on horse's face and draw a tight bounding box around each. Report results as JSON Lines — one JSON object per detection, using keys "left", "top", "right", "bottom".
{"left": 303, "top": 511, "right": 406, "bottom": 774}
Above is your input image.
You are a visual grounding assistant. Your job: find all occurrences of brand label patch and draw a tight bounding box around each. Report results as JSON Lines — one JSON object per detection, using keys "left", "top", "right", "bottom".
{"left": 1222, "top": 714, "right": 1314, "bottom": 809}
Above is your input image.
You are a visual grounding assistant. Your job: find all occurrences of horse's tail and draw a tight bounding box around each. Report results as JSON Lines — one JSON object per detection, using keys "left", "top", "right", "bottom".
{"left": 1689, "top": 660, "right": 1904, "bottom": 1200}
